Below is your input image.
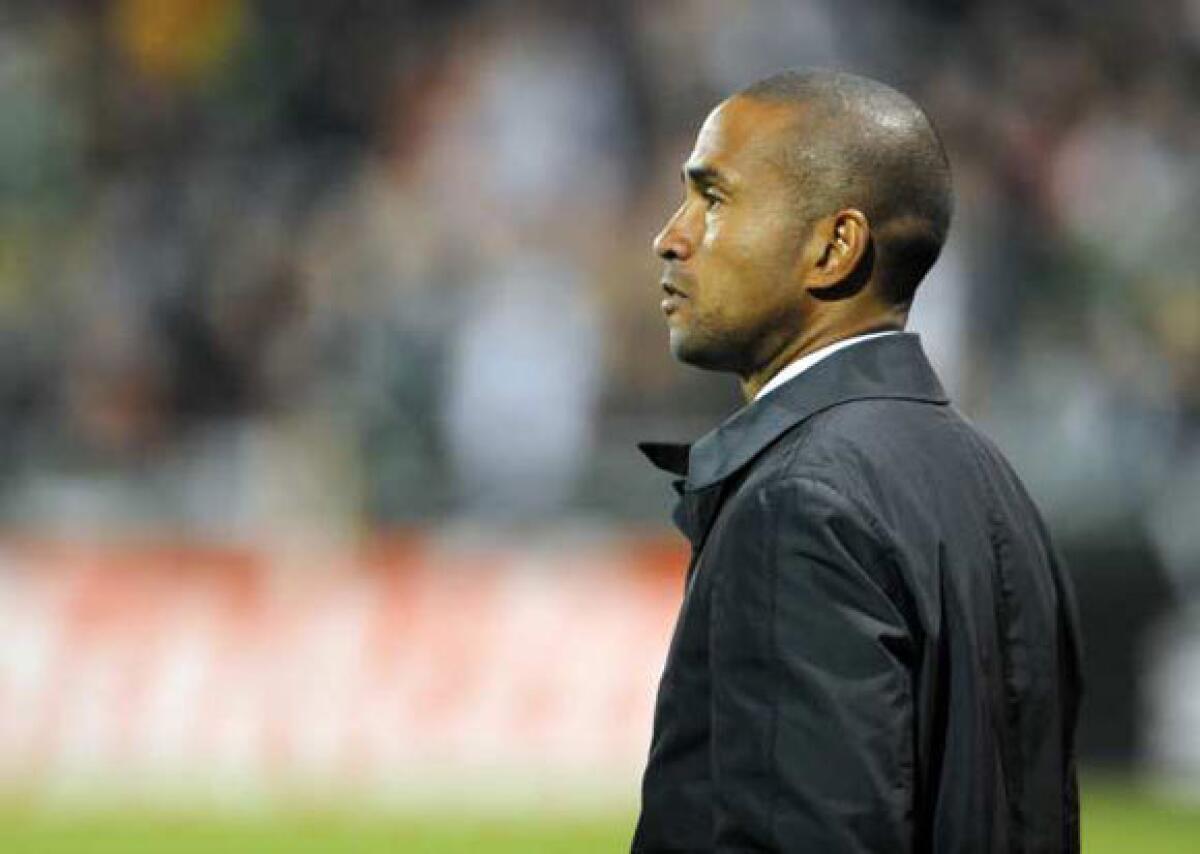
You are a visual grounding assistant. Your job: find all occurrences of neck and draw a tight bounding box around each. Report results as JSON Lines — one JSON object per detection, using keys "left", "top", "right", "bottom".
{"left": 740, "top": 316, "right": 903, "bottom": 401}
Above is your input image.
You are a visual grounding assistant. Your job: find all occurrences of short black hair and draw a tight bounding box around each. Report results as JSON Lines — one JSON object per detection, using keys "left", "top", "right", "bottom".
{"left": 737, "top": 69, "right": 953, "bottom": 309}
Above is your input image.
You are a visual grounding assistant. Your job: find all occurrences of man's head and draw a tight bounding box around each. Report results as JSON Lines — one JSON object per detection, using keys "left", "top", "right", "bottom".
{"left": 654, "top": 69, "right": 952, "bottom": 394}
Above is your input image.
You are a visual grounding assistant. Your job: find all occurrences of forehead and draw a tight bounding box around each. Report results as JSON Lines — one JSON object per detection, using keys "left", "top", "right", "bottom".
{"left": 686, "top": 97, "right": 803, "bottom": 183}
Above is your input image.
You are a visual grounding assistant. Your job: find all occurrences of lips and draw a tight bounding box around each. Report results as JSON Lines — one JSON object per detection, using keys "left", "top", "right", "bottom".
{"left": 661, "top": 281, "right": 687, "bottom": 316}
{"left": 660, "top": 270, "right": 692, "bottom": 317}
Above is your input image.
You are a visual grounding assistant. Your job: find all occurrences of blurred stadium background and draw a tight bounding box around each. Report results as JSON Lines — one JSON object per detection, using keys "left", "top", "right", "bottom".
{"left": 0, "top": 0, "right": 1198, "bottom": 850}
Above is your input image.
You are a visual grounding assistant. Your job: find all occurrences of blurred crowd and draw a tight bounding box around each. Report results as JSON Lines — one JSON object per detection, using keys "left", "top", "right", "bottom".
{"left": 0, "top": 0, "right": 1196, "bottom": 569}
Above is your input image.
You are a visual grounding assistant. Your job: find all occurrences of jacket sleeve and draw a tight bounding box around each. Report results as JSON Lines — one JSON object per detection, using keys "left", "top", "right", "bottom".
{"left": 709, "top": 476, "right": 917, "bottom": 853}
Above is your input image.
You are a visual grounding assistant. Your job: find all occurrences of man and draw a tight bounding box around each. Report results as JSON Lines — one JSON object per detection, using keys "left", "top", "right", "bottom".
{"left": 633, "top": 69, "right": 1082, "bottom": 853}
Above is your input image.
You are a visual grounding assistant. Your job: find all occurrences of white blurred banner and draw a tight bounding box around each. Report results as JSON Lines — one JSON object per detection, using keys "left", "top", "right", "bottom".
{"left": 0, "top": 537, "right": 683, "bottom": 808}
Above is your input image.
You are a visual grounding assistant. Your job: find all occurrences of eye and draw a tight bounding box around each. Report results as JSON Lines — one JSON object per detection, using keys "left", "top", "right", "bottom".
{"left": 702, "top": 188, "right": 723, "bottom": 209}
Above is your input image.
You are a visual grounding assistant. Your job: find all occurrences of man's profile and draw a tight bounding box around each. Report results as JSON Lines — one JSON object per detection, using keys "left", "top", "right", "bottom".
{"left": 634, "top": 69, "right": 1082, "bottom": 853}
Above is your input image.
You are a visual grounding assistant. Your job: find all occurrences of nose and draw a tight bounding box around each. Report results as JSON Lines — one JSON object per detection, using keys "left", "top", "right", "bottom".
{"left": 653, "top": 205, "right": 694, "bottom": 261}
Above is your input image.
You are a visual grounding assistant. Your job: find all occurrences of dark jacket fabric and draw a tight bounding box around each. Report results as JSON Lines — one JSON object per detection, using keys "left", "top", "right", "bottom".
{"left": 632, "top": 333, "right": 1082, "bottom": 853}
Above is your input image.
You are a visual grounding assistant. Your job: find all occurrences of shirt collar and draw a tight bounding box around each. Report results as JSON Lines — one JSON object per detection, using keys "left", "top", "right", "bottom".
{"left": 639, "top": 332, "right": 948, "bottom": 491}
{"left": 754, "top": 330, "right": 903, "bottom": 401}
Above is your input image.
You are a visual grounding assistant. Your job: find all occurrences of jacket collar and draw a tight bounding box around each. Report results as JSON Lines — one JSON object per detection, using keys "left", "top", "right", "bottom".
{"left": 639, "top": 333, "right": 948, "bottom": 492}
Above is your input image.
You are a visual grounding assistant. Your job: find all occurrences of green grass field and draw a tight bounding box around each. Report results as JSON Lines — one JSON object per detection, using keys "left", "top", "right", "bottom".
{"left": 1, "top": 777, "right": 1197, "bottom": 853}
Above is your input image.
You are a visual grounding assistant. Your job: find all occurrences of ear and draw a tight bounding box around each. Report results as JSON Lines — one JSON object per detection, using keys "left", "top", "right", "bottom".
{"left": 805, "top": 208, "right": 871, "bottom": 293}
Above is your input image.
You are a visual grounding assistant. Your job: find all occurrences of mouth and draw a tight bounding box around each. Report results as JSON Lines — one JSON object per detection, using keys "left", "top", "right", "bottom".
{"left": 660, "top": 281, "right": 687, "bottom": 316}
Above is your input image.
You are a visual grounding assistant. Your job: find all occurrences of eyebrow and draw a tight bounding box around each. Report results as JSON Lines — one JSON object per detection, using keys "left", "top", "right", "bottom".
{"left": 682, "top": 163, "right": 728, "bottom": 190}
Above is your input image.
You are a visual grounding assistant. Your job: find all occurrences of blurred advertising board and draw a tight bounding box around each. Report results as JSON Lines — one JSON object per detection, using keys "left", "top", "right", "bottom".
{"left": 0, "top": 535, "right": 684, "bottom": 808}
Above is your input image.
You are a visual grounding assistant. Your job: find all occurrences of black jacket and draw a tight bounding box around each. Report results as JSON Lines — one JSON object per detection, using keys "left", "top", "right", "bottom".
{"left": 632, "top": 334, "right": 1082, "bottom": 853}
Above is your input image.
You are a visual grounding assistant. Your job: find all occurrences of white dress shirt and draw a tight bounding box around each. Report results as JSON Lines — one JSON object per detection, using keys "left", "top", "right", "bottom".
{"left": 754, "top": 331, "right": 902, "bottom": 401}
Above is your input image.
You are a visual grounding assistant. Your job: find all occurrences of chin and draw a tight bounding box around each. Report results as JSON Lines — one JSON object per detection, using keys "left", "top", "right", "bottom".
{"left": 669, "top": 328, "right": 738, "bottom": 373}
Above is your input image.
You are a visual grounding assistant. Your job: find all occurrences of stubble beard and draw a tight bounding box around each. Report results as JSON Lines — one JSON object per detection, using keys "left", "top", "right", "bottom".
{"left": 668, "top": 315, "right": 753, "bottom": 376}
{"left": 669, "top": 298, "right": 810, "bottom": 388}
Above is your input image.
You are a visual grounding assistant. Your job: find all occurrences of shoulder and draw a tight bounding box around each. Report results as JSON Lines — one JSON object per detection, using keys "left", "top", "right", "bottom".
{"left": 718, "top": 469, "right": 890, "bottom": 567}
{"left": 711, "top": 467, "right": 915, "bottom": 629}
{"left": 752, "top": 397, "right": 956, "bottom": 496}
{"left": 725, "top": 396, "right": 974, "bottom": 563}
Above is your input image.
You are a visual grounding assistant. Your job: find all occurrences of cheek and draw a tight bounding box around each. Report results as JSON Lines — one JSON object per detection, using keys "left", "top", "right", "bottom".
{"left": 699, "top": 212, "right": 723, "bottom": 252}
{"left": 708, "top": 204, "right": 791, "bottom": 260}
{"left": 705, "top": 216, "right": 791, "bottom": 292}
{"left": 699, "top": 213, "right": 756, "bottom": 275}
